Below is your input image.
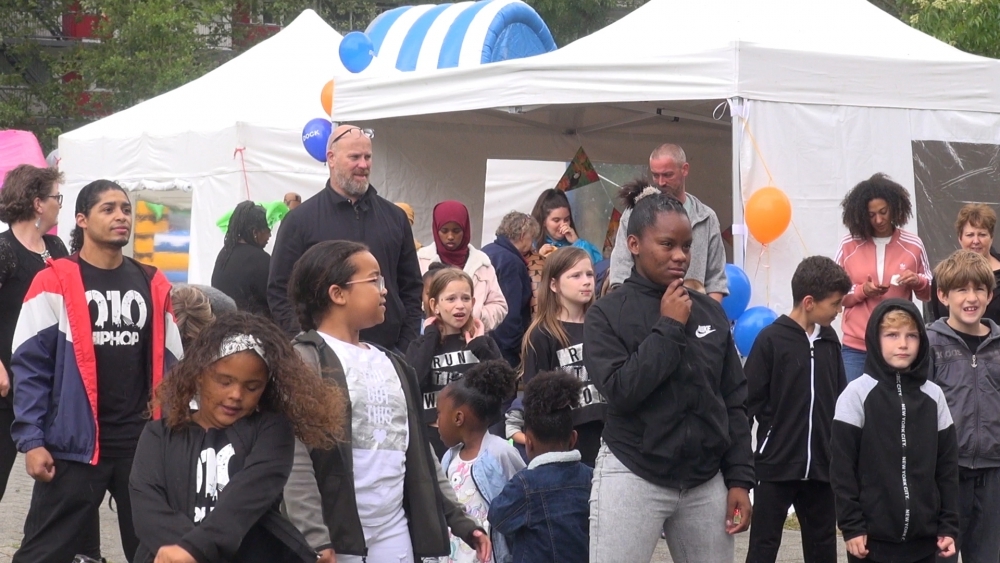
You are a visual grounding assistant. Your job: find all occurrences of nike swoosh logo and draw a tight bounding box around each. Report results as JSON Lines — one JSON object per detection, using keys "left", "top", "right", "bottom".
{"left": 696, "top": 326, "right": 716, "bottom": 338}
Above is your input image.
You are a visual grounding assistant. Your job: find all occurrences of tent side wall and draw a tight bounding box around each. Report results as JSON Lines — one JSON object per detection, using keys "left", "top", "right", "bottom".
{"left": 363, "top": 113, "right": 733, "bottom": 250}
{"left": 737, "top": 100, "right": 1000, "bottom": 321}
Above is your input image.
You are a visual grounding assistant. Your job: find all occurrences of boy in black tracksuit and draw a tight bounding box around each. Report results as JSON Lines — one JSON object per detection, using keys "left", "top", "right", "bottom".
{"left": 831, "top": 298, "right": 959, "bottom": 563}
{"left": 745, "top": 256, "right": 852, "bottom": 563}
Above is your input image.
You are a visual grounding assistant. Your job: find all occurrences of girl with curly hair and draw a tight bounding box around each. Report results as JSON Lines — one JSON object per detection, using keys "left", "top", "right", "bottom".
{"left": 835, "top": 173, "right": 932, "bottom": 382}
{"left": 129, "top": 311, "right": 345, "bottom": 563}
{"left": 281, "top": 240, "right": 491, "bottom": 563}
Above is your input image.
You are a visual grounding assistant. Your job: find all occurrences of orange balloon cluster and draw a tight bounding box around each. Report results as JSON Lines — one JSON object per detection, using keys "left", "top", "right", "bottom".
{"left": 745, "top": 186, "right": 791, "bottom": 245}
{"left": 321, "top": 80, "right": 334, "bottom": 116}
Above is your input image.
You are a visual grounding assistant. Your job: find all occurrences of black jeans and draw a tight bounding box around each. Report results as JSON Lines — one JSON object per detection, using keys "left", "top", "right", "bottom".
{"left": 0, "top": 407, "right": 17, "bottom": 501}
{"left": 746, "top": 480, "right": 837, "bottom": 563}
{"left": 13, "top": 455, "right": 137, "bottom": 563}
{"left": 938, "top": 466, "right": 1000, "bottom": 563}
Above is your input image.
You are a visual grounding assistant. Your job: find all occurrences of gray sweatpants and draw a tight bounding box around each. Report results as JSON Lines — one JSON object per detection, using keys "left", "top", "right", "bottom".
{"left": 589, "top": 444, "right": 734, "bottom": 563}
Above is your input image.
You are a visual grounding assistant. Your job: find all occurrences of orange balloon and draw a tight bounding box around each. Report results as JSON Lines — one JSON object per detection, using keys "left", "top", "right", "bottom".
{"left": 320, "top": 80, "right": 334, "bottom": 116}
{"left": 745, "top": 186, "right": 791, "bottom": 245}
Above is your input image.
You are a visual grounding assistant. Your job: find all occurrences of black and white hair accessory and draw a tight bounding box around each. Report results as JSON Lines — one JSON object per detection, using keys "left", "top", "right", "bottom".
{"left": 214, "top": 333, "right": 268, "bottom": 367}
{"left": 634, "top": 186, "right": 660, "bottom": 204}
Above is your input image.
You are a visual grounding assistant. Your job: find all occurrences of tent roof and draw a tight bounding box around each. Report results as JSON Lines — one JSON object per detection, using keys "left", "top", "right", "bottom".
{"left": 336, "top": 0, "right": 1000, "bottom": 121}
{"left": 62, "top": 10, "right": 384, "bottom": 142}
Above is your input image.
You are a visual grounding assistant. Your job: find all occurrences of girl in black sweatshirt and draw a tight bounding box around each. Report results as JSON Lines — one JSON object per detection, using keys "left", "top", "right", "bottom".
{"left": 407, "top": 267, "right": 502, "bottom": 458}
{"left": 129, "top": 311, "right": 344, "bottom": 563}
{"left": 517, "top": 246, "right": 604, "bottom": 466}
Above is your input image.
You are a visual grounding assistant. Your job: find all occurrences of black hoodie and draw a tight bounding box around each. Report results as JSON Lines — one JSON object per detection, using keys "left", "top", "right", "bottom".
{"left": 830, "top": 299, "right": 959, "bottom": 563}
{"left": 746, "top": 315, "right": 846, "bottom": 483}
{"left": 584, "top": 271, "right": 754, "bottom": 491}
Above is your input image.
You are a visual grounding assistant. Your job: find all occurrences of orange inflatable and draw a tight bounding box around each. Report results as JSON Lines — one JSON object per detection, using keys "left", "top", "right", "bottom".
{"left": 321, "top": 80, "right": 334, "bottom": 116}
{"left": 745, "top": 186, "right": 791, "bottom": 245}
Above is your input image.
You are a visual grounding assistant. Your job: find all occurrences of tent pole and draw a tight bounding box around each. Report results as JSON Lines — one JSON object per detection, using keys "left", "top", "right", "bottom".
{"left": 730, "top": 96, "right": 744, "bottom": 269}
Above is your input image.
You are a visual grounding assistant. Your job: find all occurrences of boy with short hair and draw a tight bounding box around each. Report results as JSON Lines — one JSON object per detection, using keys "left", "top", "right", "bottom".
{"left": 928, "top": 249, "right": 1000, "bottom": 563}
{"left": 831, "top": 299, "right": 958, "bottom": 563}
{"left": 745, "top": 256, "right": 851, "bottom": 563}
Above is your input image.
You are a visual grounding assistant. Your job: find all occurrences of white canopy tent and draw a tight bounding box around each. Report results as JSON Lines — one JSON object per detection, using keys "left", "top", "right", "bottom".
{"left": 334, "top": 0, "right": 1000, "bottom": 315}
{"left": 57, "top": 10, "right": 396, "bottom": 283}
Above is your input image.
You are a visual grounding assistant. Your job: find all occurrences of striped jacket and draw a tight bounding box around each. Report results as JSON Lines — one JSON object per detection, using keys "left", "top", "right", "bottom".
{"left": 835, "top": 228, "right": 932, "bottom": 351}
{"left": 11, "top": 254, "right": 182, "bottom": 465}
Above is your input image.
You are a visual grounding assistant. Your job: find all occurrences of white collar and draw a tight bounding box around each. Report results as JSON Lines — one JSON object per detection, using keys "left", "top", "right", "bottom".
{"left": 528, "top": 449, "right": 581, "bottom": 469}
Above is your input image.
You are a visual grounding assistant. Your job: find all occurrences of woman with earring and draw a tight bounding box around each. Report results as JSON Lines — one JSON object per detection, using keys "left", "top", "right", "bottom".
{"left": 0, "top": 164, "right": 69, "bottom": 502}
{"left": 212, "top": 201, "right": 273, "bottom": 318}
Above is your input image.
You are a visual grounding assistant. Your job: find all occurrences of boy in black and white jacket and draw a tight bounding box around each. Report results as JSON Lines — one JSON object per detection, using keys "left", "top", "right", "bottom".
{"left": 745, "top": 256, "right": 852, "bottom": 563}
{"left": 830, "top": 298, "right": 959, "bottom": 563}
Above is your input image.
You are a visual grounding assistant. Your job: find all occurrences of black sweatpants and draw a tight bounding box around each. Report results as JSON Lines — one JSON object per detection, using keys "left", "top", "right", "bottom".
{"left": 746, "top": 480, "right": 837, "bottom": 563}
{"left": 939, "top": 466, "right": 1000, "bottom": 563}
{"left": 0, "top": 407, "right": 18, "bottom": 501}
{"left": 13, "top": 455, "right": 137, "bottom": 563}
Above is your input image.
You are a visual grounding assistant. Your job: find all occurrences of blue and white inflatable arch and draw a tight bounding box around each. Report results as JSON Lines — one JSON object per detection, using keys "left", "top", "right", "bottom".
{"left": 366, "top": 0, "right": 557, "bottom": 72}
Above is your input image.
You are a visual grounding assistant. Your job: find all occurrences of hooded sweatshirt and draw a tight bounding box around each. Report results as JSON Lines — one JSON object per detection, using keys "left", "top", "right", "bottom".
{"left": 746, "top": 315, "right": 846, "bottom": 483}
{"left": 830, "top": 299, "right": 959, "bottom": 563}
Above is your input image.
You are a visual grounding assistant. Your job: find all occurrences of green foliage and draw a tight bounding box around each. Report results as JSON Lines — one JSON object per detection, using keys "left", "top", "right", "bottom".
{"left": 906, "top": 0, "right": 1000, "bottom": 58}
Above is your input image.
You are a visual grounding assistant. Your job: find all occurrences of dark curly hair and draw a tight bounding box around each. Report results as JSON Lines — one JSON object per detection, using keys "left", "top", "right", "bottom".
{"left": 70, "top": 179, "right": 129, "bottom": 253}
{"left": 154, "top": 311, "right": 345, "bottom": 448}
{"left": 840, "top": 173, "right": 912, "bottom": 240}
{"left": 523, "top": 370, "right": 581, "bottom": 446}
{"left": 288, "top": 240, "right": 369, "bottom": 332}
{"left": 619, "top": 179, "right": 688, "bottom": 238}
{"left": 0, "top": 164, "right": 63, "bottom": 224}
{"left": 446, "top": 360, "right": 517, "bottom": 426}
{"left": 791, "top": 256, "right": 853, "bottom": 305}
{"left": 214, "top": 201, "right": 269, "bottom": 272}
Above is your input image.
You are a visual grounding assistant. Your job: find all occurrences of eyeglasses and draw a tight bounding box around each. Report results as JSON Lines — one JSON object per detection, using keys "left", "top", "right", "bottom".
{"left": 344, "top": 275, "right": 385, "bottom": 292}
{"left": 329, "top": 127, "right": 374, "bottom": 146}
{"left": 45, "top": 194, "right": 64, "bottom": 205}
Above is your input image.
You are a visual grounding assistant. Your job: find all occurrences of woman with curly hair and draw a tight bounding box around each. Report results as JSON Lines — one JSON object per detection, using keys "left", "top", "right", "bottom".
{"left": 211, "top": 200, "right": 272, "bottom": 318}
{"left": 282, "top": 240, "right": 491, "bottom": 563}
{"left": 835, "top": 173, "right": 932, "bottom": 382}
{"left": 129, "top": 311, "right": 345, "bottom": 563}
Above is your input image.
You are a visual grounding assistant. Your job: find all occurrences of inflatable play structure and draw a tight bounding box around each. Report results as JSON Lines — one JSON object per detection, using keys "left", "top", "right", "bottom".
{"left": 366, "top": 0, "right": 557, "bottom": 72}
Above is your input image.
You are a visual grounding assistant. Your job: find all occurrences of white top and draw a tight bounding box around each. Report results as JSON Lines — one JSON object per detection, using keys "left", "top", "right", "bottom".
{"left": 320, "top": 332, "right": 410, "bottom": 528}
{"left": 873, "top": 236, "right": 891, "bottom": 284}
{"left": 444, "top": 453, "right": 490, "bottom": 563}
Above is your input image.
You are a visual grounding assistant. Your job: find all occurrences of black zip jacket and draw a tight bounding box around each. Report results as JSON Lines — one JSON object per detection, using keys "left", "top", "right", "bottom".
{"left": 405, "top": 324, "right": 503, "bottom": 424}
{"left": 927, "top": 318, "right": 1000, "bottom": 469}
{"left": 266, "top": 183, "right": 423, "bottom": 351}
{"left": 746, "top": 315, "right": 846, "bottom": 482}
{"left": 830, "top": 299, "right": 959, "bottom": 562}
{"left": 129, "top": 412, "right": 316, "bottom": 563}
{"left": 285, "top": 330, "right": 481, "bottom": 558}
{"left": 584, "top": 271, "right": 754, "bottom": 490}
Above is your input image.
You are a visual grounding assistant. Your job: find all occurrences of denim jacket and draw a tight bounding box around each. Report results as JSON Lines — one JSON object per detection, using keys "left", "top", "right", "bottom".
{"left": 487, "top": 450, "right": 593, "bottom": 563}
{"left": 442, "top": 433, "right": 525, "bottom": 563}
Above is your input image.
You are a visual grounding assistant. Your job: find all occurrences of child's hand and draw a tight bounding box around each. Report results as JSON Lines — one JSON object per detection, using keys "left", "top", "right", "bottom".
{"left": 465, "top": 318, "right": 486, "bottom": 343}
{"left": 470, "top": 529, "right": 492, "bottom": 562}
{"left": 512, "top": 431, "right": 527, "bottom": 445}
{"left": 937, "top": 536, "right": 956, "bottom": 558}
{"left": 560, "top": 224, "right": 578, "bottom": 244}
{"left": 845, "top": 535, "right": 869, "bottom": 558}
{"left": 660, "top": 279, "right": 692, "bottom": 325}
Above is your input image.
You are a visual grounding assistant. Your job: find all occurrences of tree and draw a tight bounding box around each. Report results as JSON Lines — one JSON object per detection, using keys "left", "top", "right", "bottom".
{"left": 905, "top": 0, "right": 1000, "bottom": 58}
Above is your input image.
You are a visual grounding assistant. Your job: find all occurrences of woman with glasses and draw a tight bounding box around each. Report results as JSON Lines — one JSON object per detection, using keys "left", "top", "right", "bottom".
{"left": 0, "top": 165, "right": 69, "bottom": 502}
{"left": 281, "top": 240, "right": 491, "bottom": 563}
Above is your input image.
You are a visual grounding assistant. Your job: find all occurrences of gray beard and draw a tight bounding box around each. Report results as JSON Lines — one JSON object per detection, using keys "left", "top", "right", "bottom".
{"left": 334, "top": 169, "right": 369, "bottom": 197}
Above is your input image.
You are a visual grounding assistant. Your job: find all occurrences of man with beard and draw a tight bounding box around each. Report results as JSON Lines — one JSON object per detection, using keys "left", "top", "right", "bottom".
{"left": 609, "top": 144, "right": 728, "bottom": 302}
{"left": 10, "top": 180, "right": 182, "bottom": 562}
{"left": 267, "top": 124, "right": 423, "bottom": 352}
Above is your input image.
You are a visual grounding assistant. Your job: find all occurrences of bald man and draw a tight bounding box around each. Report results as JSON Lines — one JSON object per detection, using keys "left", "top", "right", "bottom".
{"left": 283, "top": 192, "right": 302, "bottom": 210}
{"left": 609, "top": 144, "right": 728, "bottom": 301}
{"left": 266, "top": 124, "right": 423, "bottom": 350}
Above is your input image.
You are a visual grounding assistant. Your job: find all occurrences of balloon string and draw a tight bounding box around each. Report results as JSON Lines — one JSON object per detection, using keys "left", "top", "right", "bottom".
{"left": 791, "top": 220, "right": 810, "bottom": 255}
{"left": 233, "top": 147, "right": 251, "bottom": 199}
{"left": 738, "top": 116, "right": 774, "bottom": 186}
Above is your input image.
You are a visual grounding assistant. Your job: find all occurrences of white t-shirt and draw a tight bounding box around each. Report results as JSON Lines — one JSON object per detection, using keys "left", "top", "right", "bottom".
{"left": 320, "top": 333, "right": 410, "bottom": 527}
{"left": 443, "top": 453, "right": 490, "bottom": 563}
{"left": 873, "top": 236, "right": 892, "bottom": 284}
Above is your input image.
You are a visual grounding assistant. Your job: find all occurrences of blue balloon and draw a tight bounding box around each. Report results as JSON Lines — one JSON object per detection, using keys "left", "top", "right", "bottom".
{"left": 734, "top": 306, "right": 778, "bottom": 356}
{"left": 340, "top": 31, "right": 374, "bottom": 73}
{"left": 721, "top": 264, "right": 752, "bottom": 321}
{"left": 302, "top": 118, "right": 332, "bottom": 162}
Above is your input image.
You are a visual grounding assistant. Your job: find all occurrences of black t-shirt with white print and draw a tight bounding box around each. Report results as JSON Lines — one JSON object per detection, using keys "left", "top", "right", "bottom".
{"left": 422, "top": 334, "right": 482, "bottom": 424}
{"left": 522, "top": 322, "right": 607, "bottom": 426}
{"left": 194, "top": 427, "right": 235, "bottom": 524}
{"left": 80, "top": 258, "right": 153, "bottom": 457}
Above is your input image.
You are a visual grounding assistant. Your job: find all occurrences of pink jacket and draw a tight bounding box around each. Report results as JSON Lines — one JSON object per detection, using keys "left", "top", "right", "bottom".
{"left": 835, "top": 229, "right": 932, "bottom": 351}
{"left": 417, "top": 245, "right": 509, "bottom": 331}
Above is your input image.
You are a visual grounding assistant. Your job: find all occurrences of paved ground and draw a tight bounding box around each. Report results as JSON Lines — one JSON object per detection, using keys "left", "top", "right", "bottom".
{"left": 1, "top": 453, "right": 845, "bottom": 563}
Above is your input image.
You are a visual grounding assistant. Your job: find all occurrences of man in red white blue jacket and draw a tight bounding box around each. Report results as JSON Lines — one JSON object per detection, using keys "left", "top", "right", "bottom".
{"left": 10, "top": 180, "right": 182, "bottom": 563}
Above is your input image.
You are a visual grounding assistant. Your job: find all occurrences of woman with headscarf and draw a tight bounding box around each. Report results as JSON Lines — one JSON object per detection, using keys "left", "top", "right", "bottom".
{"left": 416, "top": 200, "right": 508, "bottom": 331}
{"left": 211, "top": 201, "right": 272, "bottom": 318}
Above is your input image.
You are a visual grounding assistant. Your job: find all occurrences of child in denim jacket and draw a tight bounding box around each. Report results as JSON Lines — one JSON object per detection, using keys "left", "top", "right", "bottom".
{"left": 488, "top": 371, "right": 593, "bottom": 563}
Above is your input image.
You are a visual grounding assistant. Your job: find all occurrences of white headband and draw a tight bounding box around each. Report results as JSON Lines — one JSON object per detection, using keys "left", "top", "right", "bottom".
{"left": 214, "top": 333, "right": 268, "bottom": 367}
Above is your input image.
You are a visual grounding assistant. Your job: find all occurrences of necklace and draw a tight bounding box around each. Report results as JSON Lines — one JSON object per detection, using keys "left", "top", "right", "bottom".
{"left": 40, "top": 249, "right": 51, "bottom": 261}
